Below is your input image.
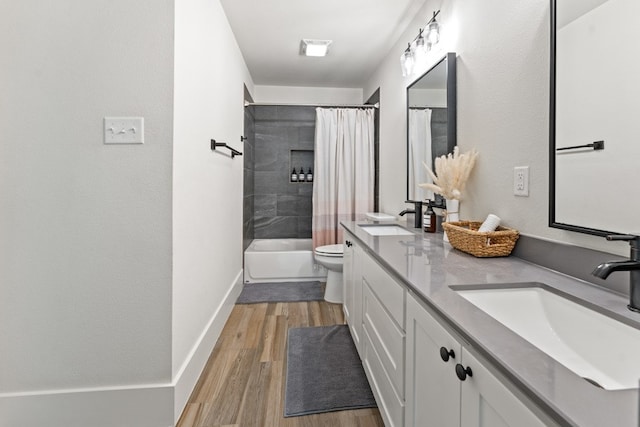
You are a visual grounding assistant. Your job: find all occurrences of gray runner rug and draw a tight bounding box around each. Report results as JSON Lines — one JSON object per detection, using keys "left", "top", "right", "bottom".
{"left": 284, "top": 325, "right": 377, "bottom": 417}
{"left": 236, "top": 281, "right": 324, "bottom": 304}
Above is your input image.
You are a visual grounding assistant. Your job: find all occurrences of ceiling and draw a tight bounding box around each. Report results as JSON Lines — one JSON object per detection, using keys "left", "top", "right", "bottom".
{"left": 219, "top": 0, "right": 429, "bottom": 88}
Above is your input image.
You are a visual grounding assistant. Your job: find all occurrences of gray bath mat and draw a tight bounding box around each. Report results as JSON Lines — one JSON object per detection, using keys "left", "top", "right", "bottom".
{"left": 236, "top": 281, "right": 324, "bottom": 304}
{"left": 284, "top": 325, "right": 377, "bottom": 417}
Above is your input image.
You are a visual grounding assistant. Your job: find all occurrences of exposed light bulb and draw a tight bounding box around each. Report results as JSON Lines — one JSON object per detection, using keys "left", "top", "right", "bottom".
{"left": 413, "top": 31, "right": 429, "bottom": 70}
{"left": 427, "top": 18, "right": 440, "bottom": 45}
{"left": 400, "top": 45, "right": 414, "bottom": 77}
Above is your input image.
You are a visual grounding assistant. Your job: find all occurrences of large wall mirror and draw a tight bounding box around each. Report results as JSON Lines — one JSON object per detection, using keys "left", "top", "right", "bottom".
{"left": 550, "top": 0, "right": 640, "bottom": 236}
{"left": 407, "top": 52, "right": 457, "bottom": 203}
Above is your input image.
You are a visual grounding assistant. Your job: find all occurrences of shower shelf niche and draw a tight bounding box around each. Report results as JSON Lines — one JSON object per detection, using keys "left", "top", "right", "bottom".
{"left": 290, "top": 149, "right": 314, "bottom": 183}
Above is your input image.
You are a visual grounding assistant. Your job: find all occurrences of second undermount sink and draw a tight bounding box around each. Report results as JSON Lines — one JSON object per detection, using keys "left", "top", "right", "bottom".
{"left": 359, "top": 224, "right": 414, "bottom": 236}
{"left": 452, "top": 284, "right": 640, "bottom": 390}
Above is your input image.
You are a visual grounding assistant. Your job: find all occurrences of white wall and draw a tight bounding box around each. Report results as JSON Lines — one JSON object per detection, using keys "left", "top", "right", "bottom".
{"left": 172, "top": 0, "right": 252, "bottom": 419}
{"left": 0, "top": 0, "right": 175, "bottom": 425}
{"left": 409, "top": 89, "right": 447, "bottom": 108}
{"left": 364, "top": 0, "right": 628, "bottom": 256}
{"left": 253, "top": 85, "right": 363, "bottom": 104}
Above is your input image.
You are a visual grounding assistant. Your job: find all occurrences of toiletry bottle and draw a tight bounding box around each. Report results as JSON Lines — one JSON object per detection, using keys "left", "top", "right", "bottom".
{"left": 306, "top": 168, "right": 313, "bottom": 182}
{"left": 423, "top": 201, "right": 436, "bottom": 233}
{"left": 291, "top": 168, "right": 297, "bottom": 182}
{"left": 298, "top": 168, "right": 305, "bottom": 182}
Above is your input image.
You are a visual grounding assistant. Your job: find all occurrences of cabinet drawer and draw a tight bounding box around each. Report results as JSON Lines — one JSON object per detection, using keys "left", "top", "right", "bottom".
{"left": 363, "top": 281, "right": 405, "bottom": 399}
{"left": 362, "top": 327, "right": 404, "bottom": 427}
{"left": 361, "top": 253, "right": 405, "bottom": 328}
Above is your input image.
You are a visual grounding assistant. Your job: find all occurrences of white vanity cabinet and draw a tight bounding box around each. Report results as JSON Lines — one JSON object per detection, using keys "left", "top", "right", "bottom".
{"left": 406, "top": 294, "right": 550, "bottom": 427}
{"left": 343, "top": 229, "right": 555, "bottom": 427}
{"left": 343, "top": 231, "right": 363, "bottom": 353}
{"left": 405, "top": 293, "right": 461, "bottom": 427}
{"left": 360, "top": 252, "right": 406, "bottom": 427}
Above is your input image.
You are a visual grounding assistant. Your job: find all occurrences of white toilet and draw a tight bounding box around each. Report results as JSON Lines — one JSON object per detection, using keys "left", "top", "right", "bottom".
{"left": 314, "top": 244, "right": 344, "bottom": 303}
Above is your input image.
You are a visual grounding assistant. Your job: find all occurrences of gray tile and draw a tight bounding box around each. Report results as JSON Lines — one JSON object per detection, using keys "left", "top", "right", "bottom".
{"left": 255, "top": 170, "right": 298, "bottom": 195}
{"left": 297, "top": 194, "right": 312, "bottom": 217}
{"left": 243, "top": 139, "right": 255, "bottom": 167}
{"left": 253, "top": 106, "right": 278, "bottom": 121}
{"left": 277, "top": 106, "right": 316, "bottom": 122}
{"left": 254, "top": 143, "right": 279, "bottom": 171}
{"left": 255, "top": 216, "right": 298, "bottom": 239}
{"left": 244, "top": 168, "right": 254, "bottom": 196}
{"left": 288, "top": 127, "right": 314, "bottom": 149}
{"left": 255, "top": 124, "right": 288, "bottom": 143}
{"left": 286, "top": 127, "right": 299, "bottom": 146}
{"left": 255, "top": 194, "right": 277, "bottom": 217}
{"left": 255, "top": 171, "right": 280, "bottom": 194}
{"left": 243, "top": 194, "right": 252, "bottom": 215}
{"left": 299, "top": 126, "right": 316, "bottom": 144}
{"left": 431, "top": 107, "right": 449, "bottom": 160}
{"left": 431, "top": 108, "right": 447, "bottom": 122}
{"left": 277, "top": 194, "right": 299, "bottom": 216}
{"left": 298, "top": 183, "right": 313, "bottom": 195}
{"left": 298, "top": 217, "right": 312, "bottom": 238}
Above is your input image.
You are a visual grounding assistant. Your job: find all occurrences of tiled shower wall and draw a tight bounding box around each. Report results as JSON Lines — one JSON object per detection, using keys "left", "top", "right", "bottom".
{"left": 242, "top": 103, "right": 256, "bottom": 252}
{"left": 252, "top": 106, "right": 316, "bottom": 239}
{"left": 430, "top": 108, "right": 449, "bottom": 162}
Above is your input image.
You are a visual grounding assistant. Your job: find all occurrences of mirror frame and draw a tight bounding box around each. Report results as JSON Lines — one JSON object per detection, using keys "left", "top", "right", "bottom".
{"left": 549, "top": 0, "right": 609, "bottom": 237}
{"left": 406, "top": 52, "right": 457, "bottom": 201}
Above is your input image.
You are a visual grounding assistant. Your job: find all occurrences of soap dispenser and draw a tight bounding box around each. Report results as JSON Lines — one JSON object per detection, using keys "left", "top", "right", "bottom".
{"left": 298, "top": 168, "right": 305, "bottom": 182}
{"left": 291, "top": 168, "right": 298, "bottom": 182}
{"left": 306, "top": 168, "right": 313, "bottom": 182}
{"left": 423, "top": 200, "right": 436, "bottom": 233}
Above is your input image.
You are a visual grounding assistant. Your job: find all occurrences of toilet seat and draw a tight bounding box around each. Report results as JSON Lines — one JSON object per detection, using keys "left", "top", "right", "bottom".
{"left": 314, "top": 244, "right": 344, "bottom": 257}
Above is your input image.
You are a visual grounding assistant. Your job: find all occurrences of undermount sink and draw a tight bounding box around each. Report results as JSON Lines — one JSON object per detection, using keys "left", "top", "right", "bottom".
{"left": 452, "top": 284, "right": 640, "bottom": 390}
{"left": 359, "top": 224, "right": 414, "bottom": 236}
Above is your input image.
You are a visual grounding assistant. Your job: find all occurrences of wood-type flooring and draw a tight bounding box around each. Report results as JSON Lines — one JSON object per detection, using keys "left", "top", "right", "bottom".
{"left": 177, "top": 300, "right": 384, "bottom": 427}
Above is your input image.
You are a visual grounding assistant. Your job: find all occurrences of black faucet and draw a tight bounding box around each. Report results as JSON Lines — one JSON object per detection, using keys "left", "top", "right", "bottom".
{"left": 399, "top": 200, "right": 423, "bottom": 229}
{"left": 592, "top": 234, "right": 640, "bottom": 312}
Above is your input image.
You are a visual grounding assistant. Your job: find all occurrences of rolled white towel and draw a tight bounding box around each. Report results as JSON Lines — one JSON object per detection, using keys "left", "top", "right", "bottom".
{"left": 478, "top": 214, "right": 501, "bottom": 233}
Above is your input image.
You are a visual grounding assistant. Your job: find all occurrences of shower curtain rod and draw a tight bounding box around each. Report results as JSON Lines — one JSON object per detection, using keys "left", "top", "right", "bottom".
{"left": 244, "top": 101, "right": 379, "bottom": 109}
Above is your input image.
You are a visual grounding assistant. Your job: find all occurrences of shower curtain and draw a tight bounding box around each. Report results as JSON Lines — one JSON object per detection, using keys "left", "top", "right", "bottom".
{"left": 408, "top": 108, "right": 433, "bottom": 201}
{"left": 312, "top": 108, "right": 375, "bottom": 248}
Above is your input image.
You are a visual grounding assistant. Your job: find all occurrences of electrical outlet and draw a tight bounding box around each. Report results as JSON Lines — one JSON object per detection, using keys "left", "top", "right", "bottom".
{"left": 514, "top": 166, "right": 529, "bottom": 197}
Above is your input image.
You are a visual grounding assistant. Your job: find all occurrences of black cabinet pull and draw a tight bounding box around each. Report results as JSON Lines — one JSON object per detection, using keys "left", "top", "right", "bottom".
{"left": 455, "top": 364, "right": 473, "bottom": 381}
{"left": 439, "top": 347, "right": 455, "bottom": 362}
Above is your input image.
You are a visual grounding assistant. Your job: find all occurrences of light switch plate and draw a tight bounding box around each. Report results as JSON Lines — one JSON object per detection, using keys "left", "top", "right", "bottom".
{"left": 104, "top": 117, "right": 144, "bottom": 144}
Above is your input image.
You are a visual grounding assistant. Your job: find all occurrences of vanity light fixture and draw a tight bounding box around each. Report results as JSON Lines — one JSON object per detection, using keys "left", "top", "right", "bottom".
{"left": 426, "top": 12, "right": 440, "bottom": 45}
{"left": 300, "top": 39, "right": 332, "bottom": 57}
{"left": 400, "top": 10, "right": 441, "bottom": 76}
{"left": 401, "top": 43, "right": 415, "bottom": 77}
{"left": 413, "top": 29, "right": 429, "bottom": 70}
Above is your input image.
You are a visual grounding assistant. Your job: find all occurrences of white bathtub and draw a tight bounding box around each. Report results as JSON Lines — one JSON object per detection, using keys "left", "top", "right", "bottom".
{"left": 244, "top": 238, "right": 328, "bottom": 283}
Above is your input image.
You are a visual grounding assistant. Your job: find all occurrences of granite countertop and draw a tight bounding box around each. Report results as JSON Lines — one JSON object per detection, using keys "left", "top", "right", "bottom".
{"left": 341, "top": 221, "right": 640, "bottom": 427}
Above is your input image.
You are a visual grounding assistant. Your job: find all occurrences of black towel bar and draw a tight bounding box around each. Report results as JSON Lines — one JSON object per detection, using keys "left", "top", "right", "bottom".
{"left": 211, "top": 139, "right": 243, "bottom": 158}
{"left": 556, "top": 140, "right": 604, "bottom": 152}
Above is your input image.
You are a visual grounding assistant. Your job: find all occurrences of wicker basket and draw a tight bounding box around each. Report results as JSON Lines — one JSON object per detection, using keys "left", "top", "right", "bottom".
{"left": 442, "top": 221, "right": 519, "bottom": 257}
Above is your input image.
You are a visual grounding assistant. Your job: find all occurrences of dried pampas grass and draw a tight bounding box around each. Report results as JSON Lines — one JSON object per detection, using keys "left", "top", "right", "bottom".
{"left": 419, "top": 146, "right": 478, "bottom": 200}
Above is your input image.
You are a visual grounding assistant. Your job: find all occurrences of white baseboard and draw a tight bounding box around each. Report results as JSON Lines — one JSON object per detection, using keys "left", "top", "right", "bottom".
{"left": 0, "top": 270, "right": 244, "bottom": 427}
{"left": 172, "top": 269, "right": 243, "bottom": 423}
{"left": 0, "top": 385, "right": 174, "bottom": 427}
